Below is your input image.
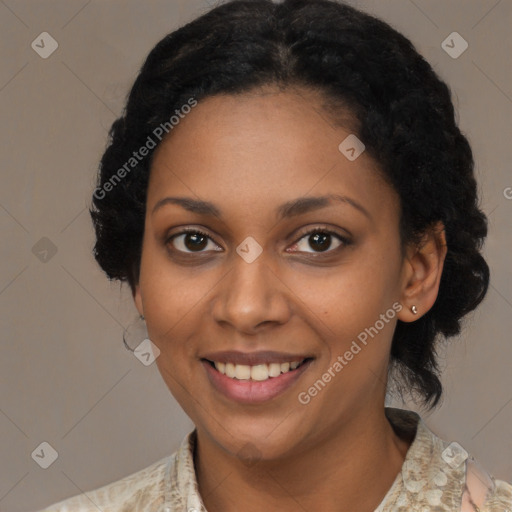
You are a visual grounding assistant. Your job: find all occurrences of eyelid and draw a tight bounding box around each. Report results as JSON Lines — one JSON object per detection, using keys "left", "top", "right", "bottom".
{"left": 292, "top": 224, "right": 351, "bottom": 242}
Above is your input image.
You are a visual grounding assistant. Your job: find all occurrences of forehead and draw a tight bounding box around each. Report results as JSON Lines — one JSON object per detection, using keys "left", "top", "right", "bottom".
{"left": 147, "top": 87, "right": 397, "bottom": 222}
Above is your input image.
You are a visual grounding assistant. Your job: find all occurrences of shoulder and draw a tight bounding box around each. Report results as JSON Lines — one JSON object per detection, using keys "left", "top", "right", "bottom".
{"left": 477, "top": 469, "right": 512, "bottom": 512}
{"left": 36, "top": 454, "right": 175, "bottom": 512}
{"left": 36, "top": 430, "right": 202, "bottom": 512}
{"left": 380, "top": 408, "right": 512, "bottom": 511}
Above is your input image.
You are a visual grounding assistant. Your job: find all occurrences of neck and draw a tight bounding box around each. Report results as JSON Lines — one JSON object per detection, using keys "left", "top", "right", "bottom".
{"left": 194, "top": 407, "right": 413, "bottom": 512}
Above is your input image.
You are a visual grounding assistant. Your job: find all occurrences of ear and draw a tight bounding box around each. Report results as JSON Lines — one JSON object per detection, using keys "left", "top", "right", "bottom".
{"left": 133, "top": 283, "right": 144, "bottom": 317}
{"left": 397, "top": 222, "right": 447, "bottom": 322}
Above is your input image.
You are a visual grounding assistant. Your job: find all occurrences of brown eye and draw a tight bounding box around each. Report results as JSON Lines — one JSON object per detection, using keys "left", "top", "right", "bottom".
{"left": 289, "top": 228, "right": 349, "bottom": 254}
{"left": 307, "top": 232, "right": 333, "bottom": 252}
{"left": 168, "top": 230, "right": 221, "bottom": 253}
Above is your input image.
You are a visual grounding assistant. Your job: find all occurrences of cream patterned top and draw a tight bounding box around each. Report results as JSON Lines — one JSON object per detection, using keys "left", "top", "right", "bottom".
{"left": 37, "top": 408, "right": 512, "bottom": 511}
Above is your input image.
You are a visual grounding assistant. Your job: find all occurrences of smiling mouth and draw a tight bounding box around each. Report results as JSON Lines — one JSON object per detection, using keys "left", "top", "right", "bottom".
{"left": 203, "top": 358, "right": 313, "bottom": 381}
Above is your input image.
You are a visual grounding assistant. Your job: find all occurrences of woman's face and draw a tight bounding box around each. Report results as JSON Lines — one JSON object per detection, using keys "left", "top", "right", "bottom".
{"left": 135, "top": 87, "right": 410, "bottom": 460}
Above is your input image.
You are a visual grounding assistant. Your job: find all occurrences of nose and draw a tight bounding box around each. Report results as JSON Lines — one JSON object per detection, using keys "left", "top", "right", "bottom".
{"left": 211, "top": 253, "right": 292, "bottom": 335}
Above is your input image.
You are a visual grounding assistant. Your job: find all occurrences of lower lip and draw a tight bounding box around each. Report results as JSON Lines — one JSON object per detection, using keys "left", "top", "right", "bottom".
{"left": 202, "top": 360, "right": 312, "bottom": 404}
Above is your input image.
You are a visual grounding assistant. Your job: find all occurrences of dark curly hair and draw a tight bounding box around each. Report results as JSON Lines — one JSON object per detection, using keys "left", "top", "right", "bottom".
{"left": 89, "top": 0, "right": 489, "bottom": 409}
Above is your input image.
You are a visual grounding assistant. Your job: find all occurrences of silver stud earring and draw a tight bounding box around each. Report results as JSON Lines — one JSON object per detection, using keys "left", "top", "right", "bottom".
{"left": 411, "top": 305, "right": 418, "bottom": 315}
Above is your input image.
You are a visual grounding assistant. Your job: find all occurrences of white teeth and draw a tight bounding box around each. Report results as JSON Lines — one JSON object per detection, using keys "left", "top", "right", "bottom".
{"left": 268, "top": 363, "right": 281, "bottom": 377}
{"left": 235, "top": 364, "right": 251, "bottom": 380}
{"left": 225, "top": 362, "right": 236, "bottom": 378}
{"left": 251, "top": 364, "right": 269, "bottom": 381}
{"left": 212, "top": 360, "right": 305, "bottom": 380}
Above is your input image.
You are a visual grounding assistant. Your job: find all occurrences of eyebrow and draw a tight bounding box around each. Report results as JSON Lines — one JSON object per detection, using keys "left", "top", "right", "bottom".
{"left": 151, "top": 194, "right": 371, "bottom": 220}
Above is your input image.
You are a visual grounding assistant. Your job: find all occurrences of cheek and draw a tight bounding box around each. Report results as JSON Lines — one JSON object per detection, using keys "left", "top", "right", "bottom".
{"left": 140, "top": 249, "right": 213, "bottom": 343}
{"left": 153, "top": 355, "right": 205, "bottom": 427}
{"left": 290, "top": 255, "right": 399, "bottom": 323}
{"left": 286, "top": 248, "right": 402, "bottom": 365}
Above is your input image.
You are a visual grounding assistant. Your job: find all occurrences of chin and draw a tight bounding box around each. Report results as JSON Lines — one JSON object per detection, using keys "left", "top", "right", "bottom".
{"left": 201, "top": 411, "right": 311, "bottom": 463}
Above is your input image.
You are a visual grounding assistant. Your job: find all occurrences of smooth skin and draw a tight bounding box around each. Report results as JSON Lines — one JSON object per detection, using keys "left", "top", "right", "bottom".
{"left": 134, "top": 86, "right": 447, "bottom": 512}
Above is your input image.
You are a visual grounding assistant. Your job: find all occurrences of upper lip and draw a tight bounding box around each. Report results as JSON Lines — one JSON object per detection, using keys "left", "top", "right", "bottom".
{"left": 201, "top": 350, "right": 313, "bottom": 366}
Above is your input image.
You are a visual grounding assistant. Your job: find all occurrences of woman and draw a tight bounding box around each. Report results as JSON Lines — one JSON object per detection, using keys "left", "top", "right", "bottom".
{"left": 38, "top": 0, "right": 512, "bottom": 510}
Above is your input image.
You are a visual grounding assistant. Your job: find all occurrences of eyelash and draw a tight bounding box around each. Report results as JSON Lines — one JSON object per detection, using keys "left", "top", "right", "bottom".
{"left": 166, "top": 226, "right": 351, "bottom": 256}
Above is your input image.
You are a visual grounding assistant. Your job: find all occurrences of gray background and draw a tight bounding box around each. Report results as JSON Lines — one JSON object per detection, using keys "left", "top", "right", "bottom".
{"left": 0, "top": 1, "right": 510, "bottom": 510}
